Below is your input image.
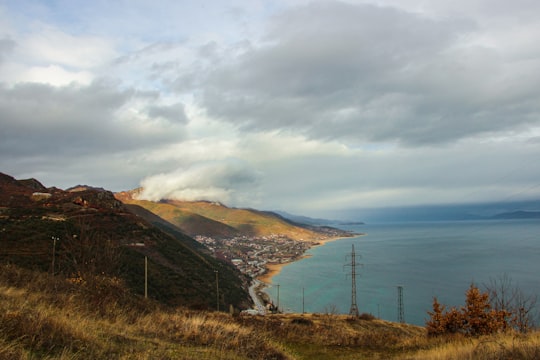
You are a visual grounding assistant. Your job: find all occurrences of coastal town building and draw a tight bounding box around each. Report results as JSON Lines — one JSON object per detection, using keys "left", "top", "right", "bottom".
{"left": 194, "top": 234, "right": 314, "bottom": 278}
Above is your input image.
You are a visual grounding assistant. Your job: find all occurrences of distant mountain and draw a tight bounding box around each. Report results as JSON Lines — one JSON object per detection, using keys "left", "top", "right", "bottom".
{"left": 274, "top": 210, "right": 364, "bottom": 226}
{"left": 490, "top": 210, "right": 540, "bottom": 220}
{"left": 116, "top": 190, "right": 351, "bottom": 241}
{"left": 337, "top": 200, "right": 540, "bottom": 223}
{"left": 0, "top": 172, "right": 250, "bottom": 310}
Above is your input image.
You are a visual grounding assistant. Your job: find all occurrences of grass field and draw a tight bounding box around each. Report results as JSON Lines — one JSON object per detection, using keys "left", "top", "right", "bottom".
{"left": 2, "top": 263, "right": 539, "bottom": 359}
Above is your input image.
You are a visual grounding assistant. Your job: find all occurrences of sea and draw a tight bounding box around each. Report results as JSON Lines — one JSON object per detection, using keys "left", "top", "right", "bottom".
{"left": 265, "top": 219, "right": 540, "bottom": 326}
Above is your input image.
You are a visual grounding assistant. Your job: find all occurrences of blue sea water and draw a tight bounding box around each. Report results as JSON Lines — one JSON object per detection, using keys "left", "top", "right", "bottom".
{"left": 266, "top": 220, "right": 540, "bottom": 325}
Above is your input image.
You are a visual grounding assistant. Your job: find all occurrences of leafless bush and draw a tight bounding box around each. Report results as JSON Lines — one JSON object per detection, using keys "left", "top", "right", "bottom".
{"left": 484, "top": 274, "right": 538, "bottom": 333}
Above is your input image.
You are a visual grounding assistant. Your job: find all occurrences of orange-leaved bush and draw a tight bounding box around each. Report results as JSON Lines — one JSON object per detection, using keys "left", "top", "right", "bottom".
{"left": 426, "top": 284, "right": 509, "bottom": 337}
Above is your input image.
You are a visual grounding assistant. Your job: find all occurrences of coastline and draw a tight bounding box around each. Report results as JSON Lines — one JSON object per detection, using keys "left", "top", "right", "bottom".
{"left": 257, "top": 258, "right": 306, "bottom": 284}
{"left": 311, "top": 235, "right": 356, "bottom": 248}
{"left": 250, "top": 233, "right": 363, "bottom": 311}
{"left": 256, "top": 234, "right": 361, "bottom": 285}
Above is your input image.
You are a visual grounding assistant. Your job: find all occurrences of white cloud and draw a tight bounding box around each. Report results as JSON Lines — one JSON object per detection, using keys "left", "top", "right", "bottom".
{"left": 21, "top": 26, "right": 117, "bottom": 69}
{"left": 2, "top": 0, "right": 540, "bottom": 217}
{"left": 138, "top": 159, "right": 261, "bottom": 204}
{"left": 15, "top": 64, "right": 93, "bottom": 86}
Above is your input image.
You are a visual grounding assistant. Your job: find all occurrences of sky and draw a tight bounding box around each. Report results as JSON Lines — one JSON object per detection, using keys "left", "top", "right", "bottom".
{"left": 1, "top": 0, "right": 540, "bottom": 219}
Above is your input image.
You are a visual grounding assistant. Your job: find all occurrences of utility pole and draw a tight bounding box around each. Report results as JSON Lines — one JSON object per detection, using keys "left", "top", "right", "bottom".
{"left": 144, "top": 256, "right": 148, "bottom": 299}
{"left": 397, "top": 285, "right": 405, "bottom": 323}
{"left": 345, "top": 244, "right": 361, "bottom": 318}
{"left": 215, "top": 270, "right": 219, "bottom": 311}
{"left": 302, "top": 287, "right": 305, "bottom": 314}
{"left": 51, "top": 236, "right": 59, "bottom": 276}
{"left": 276, "top": 284, "right": 280, "bottom": 313}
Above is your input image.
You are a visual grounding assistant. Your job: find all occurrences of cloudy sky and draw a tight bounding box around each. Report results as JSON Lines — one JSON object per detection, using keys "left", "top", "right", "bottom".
{"left": 1, "top": 0, "right": 540, "bottom": 218}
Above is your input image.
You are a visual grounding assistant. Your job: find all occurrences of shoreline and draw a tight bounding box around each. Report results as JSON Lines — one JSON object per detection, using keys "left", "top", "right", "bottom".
{"left": 250, "top": 233, "right": 364, "bottom": 311}
{"left": 255, "top": 234, "right": 362, "bottom": 285}
{"left": 256, "top": 257, "right": 308, "bottom": 284}
{"left": 252, "top": 234, "right": 361, "bottom": 311}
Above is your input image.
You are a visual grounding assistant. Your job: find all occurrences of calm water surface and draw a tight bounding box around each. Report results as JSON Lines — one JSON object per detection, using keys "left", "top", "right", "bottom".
{"left": 266, "top": 220, "right": 540, "bottom": 325}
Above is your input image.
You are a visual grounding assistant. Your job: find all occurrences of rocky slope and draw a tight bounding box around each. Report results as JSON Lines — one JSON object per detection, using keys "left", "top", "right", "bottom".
{"left": 0, "top": 172, "right": 250, "bottom": 310}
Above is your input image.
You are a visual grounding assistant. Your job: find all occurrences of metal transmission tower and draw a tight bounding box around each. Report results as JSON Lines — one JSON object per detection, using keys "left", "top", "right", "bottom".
{"left": 345, "top": 244, "right": 361, "bottom": 318}
{"left": 397, "top": 285, "right": 405, "bottom": 323}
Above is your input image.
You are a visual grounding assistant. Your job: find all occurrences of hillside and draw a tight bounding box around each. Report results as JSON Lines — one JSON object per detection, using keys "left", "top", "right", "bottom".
{"left": 3, "top": 173, "right": 540, "bottom": 359}
{"left": 115, "top": 190, "right": 349, "bottom": 241}
{"left": 0, "top": 172, "right": 250, "bottom": 310}
{"left": 0, "top": 264, "right": 428, "bottom": 359}
{"left": 3, "top": 266, "right": 540, "bottom": 359}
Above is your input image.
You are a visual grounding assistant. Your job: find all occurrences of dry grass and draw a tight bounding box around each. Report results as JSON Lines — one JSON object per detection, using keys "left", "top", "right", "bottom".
{"left": 405, "top": 332, "right": 540, "bottom": 360}
{"left": 0, "top": 264, "right": 288, "bottom": 359}
{"left": 1, "top": 264, "right": 539, "bottom": 359}
{"left": 235, "top": 313, "right": 428, "bottom": 359}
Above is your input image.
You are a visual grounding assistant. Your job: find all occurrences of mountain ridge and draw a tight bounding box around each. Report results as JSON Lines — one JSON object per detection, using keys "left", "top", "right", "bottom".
{"left": 116, "top": 190, "right": 351, "bottom": 241}
{"left": 0, "top": 171, "right": 250, "bottom": 310}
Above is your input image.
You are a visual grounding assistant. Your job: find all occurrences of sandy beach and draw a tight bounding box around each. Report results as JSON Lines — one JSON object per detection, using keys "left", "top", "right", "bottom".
{"left": 311, "top": 235, "right": 354, "bottom": 248}
{"left": 256, "top": 235, "right": 359, "bottom": 284}
{"left": 257, "top": 261, "right": 298, "bottom": 284}
{"left": 251, "top": 234, "right": 362, "bottom": 311}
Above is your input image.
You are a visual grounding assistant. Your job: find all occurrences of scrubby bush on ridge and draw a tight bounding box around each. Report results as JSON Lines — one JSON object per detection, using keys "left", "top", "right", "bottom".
{"left": 426, "top": 284, "right": 520, "bottom": 337}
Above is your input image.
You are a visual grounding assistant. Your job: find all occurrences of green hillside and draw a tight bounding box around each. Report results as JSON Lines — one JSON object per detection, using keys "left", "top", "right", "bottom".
{"left": 0, "top": 172, "right": 250, "bottom": 311}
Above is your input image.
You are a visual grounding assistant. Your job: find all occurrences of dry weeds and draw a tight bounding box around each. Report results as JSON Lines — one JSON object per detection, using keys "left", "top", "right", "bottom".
{"left": 1, "top": 264, "right": 539, "bottom": 359}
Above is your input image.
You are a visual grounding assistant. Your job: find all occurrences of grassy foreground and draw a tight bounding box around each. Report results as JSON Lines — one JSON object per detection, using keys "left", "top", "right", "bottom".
{"left": 1, "top": 264, "right": 539, "bottom": 359}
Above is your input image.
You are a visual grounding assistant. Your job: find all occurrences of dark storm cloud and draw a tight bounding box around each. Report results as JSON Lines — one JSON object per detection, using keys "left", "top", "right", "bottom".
{"left": 0, "top": 80, "right": 185, "bottom": 158}
{"left": 199, "top": 1, "right": 540, "bottom": 146}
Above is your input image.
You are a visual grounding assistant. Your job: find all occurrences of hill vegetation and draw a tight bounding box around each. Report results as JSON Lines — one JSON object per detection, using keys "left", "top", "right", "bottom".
{"left": 3, "top": 171, "right": 540, "bottom": 359}
{"left": 115, "top": 190, "right": 347, "bottom": 241}
{"left": 3, "top": 264, "right": 540, "bottom": 359}
{"left": 0, "top": 172, "right": 250, "bottom": 310}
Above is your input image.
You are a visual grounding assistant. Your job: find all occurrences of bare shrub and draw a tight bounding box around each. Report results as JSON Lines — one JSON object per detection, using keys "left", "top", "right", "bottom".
{"left": 57, "top": 224, "right": 122, "bottom": 279}
{"left": 358, "top": 312, "right": 376, "bottom": 321}
{"left": 291, "top": 317, "right": 314, "bottom": 326}
{"left": 484, "top": 274, "right": 538, "bottom": 333}
{"left": 322, "top": 303, "right": 339, "bottom": 325}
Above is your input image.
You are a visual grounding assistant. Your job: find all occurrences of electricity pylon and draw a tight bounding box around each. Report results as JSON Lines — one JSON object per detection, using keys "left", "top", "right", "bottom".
{"left": 345, "top": 244, "right": 362, "bottom": 318}
{"left": 397, "top": 285, "right": 405, "bottom": 323}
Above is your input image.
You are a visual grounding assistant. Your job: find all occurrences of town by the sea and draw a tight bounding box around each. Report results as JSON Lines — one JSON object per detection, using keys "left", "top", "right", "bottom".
{"left": 265, "top": 219, "right": 540, "bottom": 326}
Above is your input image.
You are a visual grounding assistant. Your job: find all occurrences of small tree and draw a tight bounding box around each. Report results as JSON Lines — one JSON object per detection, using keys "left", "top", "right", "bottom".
{"left": 426, "top": 284, "right": 508, "bottom": 337}
{"left": 444, "top": 307, "right": 464, "bottom": 334}
{"left": 462, "top": 284, "right": 507, "bottom": 336}
{"left": 426, "top": 297, "right": 446, "bottom": 336}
